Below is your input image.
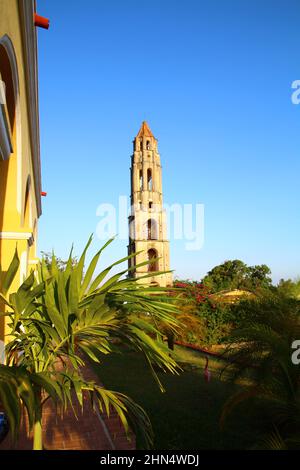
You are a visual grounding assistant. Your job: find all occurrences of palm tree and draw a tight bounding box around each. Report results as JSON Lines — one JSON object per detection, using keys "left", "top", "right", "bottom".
{"left": 220, "top": 293, "right": 300, "bottom": 449}
{"left": 0, "top": 237, "right": 180, "bottom": 450}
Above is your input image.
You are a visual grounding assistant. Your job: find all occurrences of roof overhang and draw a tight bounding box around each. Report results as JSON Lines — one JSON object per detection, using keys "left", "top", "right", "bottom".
{"left": 18, "top": 0, "right": 42, "bottom": 217}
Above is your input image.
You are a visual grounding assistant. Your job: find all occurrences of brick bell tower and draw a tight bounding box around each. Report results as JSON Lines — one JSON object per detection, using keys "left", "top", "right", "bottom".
{"left": 128, "top": 121, "right": 172, "bottom": 287}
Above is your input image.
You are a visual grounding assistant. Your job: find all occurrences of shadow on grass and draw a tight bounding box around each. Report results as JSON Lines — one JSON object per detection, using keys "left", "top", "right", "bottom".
{"left": 92, "top": 345, "right": 265, "bottom": 450}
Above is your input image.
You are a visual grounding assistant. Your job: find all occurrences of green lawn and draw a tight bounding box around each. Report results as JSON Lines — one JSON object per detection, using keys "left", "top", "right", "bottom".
{"left": 93, "top": 345, "right": 261, "bottom": 450}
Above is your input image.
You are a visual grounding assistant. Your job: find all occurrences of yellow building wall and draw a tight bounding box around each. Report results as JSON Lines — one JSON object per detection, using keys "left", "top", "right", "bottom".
{"left": 0, "top": 0, "right": 41, "bottom": 343}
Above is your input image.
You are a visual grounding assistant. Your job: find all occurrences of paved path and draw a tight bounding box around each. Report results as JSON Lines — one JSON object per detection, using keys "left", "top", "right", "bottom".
{"left": 0, "top": 366, "right": 135, "bottom": 450}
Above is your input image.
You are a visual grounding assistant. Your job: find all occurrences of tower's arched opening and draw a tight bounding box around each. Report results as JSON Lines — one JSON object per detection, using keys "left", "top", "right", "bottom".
{"left": 147, "top": 219, "right": 157, "bottom": 240}
{"left": 129, "top": 242, "right": 136, "bottom": 273}
{"left": 139, "top": 169, "right": 143, "bottom": 190}
{"left": 148, "top": 248, "right": 158, "bottom": 272}
{"left": 146, "top": 140, "right": 150, "bottom": 150}
{"left": 147, "top": 168, "right": 152, "bottom": 190}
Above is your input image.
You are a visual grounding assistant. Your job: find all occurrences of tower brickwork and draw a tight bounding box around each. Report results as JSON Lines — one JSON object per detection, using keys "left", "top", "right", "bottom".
{"left": 128, "top": 122, "right": 172, "bottom": 287}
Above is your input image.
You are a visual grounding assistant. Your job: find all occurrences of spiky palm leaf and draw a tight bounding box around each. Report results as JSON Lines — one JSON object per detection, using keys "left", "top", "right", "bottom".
{"left": 1, "top": 237, "right": 181, "bottom": 449}
{"left": 0, "top": 365, "right": 36, "bottom": 441}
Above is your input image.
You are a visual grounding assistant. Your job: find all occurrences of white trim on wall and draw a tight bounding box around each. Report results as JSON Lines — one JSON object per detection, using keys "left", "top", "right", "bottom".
{"left": 0, "top": 231, "right": 34, "bottom": 247}
{"left": 0, "top": 231, "right": 33, "bottom": 241}
{"left": 0, "top": 102, "right": 13, "bottom": 160}
{"left": 20, "top": 250, "right": 28, "bottom": 283}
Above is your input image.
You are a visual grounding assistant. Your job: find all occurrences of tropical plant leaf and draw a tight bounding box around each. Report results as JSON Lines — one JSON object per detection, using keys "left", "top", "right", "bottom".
{"left": 1, "top": 248, "right": 20, "bottom": 296}
{"left": 1, "top": 237, "right": 181, "bottom": 449}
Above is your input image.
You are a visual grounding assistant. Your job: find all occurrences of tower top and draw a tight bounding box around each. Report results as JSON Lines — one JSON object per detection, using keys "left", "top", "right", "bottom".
{"left": 136, "top": 121, "right": 156, "bottom": 139}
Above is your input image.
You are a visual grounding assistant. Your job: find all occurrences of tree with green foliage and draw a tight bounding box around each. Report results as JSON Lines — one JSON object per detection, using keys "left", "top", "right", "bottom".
{"left": 202, "top": 260, "right": 272, "bottom": 293}
{"left": 277, "top": 278, "right": 300, "bottom": 299}
{"left": 40, "top": 251, "right": 78, "bottom": 271}
{"left": 0, "top": 237, "right": 180, "bottom": 450}
{"left": 172, "top": 280, "right": 232, "bottom": 347}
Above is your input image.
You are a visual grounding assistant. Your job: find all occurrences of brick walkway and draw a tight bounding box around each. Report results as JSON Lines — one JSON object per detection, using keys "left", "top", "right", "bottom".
{"left": 0, "top": 366, "right": 135, "bottom": 450}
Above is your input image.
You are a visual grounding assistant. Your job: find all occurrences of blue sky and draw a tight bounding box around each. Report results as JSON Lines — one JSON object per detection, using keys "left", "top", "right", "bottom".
{"left": 37, "top": 0, "right": 300, "bottom": 283}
